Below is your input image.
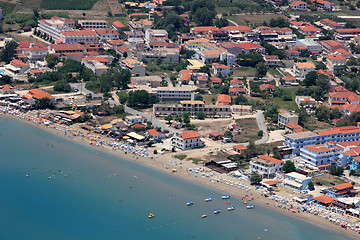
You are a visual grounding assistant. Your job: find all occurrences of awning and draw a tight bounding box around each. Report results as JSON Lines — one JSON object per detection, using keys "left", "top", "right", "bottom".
{"left": 127, "top": 132, "right": 145, "bottom": 141}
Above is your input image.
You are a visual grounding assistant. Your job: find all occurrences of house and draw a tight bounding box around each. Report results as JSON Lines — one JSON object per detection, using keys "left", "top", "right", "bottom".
{"left": 22, "top": 43, "right": 48, "bottom": 62}
{"left": 28, "top": 89, "right": 54, "bottom": 101}
{"left": 212, "top": 63, "right": 231, "bottom": 76}
{"left": 264, "top": 55, "right": 281, "bottom": 67}
{"left": 250, "top": 155, "right": 283, "bottom": 178}
{"left": 278, "top": 111, "right": 299, "bottom": 126}
{"left": 172, "top": 131, "right": 204, "bottom": 150}
{"left": 316, "top": 0, "right": 332, "bottom": 10}
{"left": 112, "top": 21, "right": 125, "bottom": 31}
{"left": 209, "top": 76, "right": 222, "bottom": 86}
{"left": 327, "top": 54, "right": 347, "bottom": 70}
{"left": 0, "top": 84, "right": 14, "bottom": 94}
{"left": 286, "top": 48, "right": 300, "bottom": 60}
{"left": 81, "top": 59, "right": 109, "bottom": 76}
{"left": 320, "top": 19, "right": 342, "bottom": 30}
{"left": 299, "top": 25, "right": 321, "bottom": 36}
{"left": 155, "top": 86, "right": 197, "bottom": 102}
{"left": 229, "top": 87, "right": 247, "bottom": 96}
{"left": 294, "top": 62, "right": 315, "bottom": 77}
{"left": 95, "top": 29, "right": 120, "bottom": 42}
{"left": 59, "top": 30, "right": 98, "bottom": 44}
{"left": 312, "top": 195, "right": 335, "bottom": 207}
{"left": 116, "top": 45, "right": 131, "bottom": 58}
{"left": 296, "top": 39, "right": 321, "bottom": 54}
{"left": 178, "top": 69, "right": 192, "bottom": 84}
{"left": 335, "top": 28, "right": 360, "bottom": 41}
{"left": 146, "top": 128, "right": 164, "bottom": 140}
{"left": 232, "top": 105, "right": 252, "bottom": 114}
{"left": 131, "top": 75, "right": 162, "bottom": 88}
{"left": 209, "top": 132, "right": 224, "bottom": 141}
{"left": 7, "top": 59, "right": 30, "bottom": 74}
{"left": 171, "top": 121, "right": 184, "bottom": 129}
{"left": 228, "top": 124, "right": 240, "bottom": 131}
{"left": 327, "top": 183, "right": 356, "bottom": 198}
{"left": 295, "top": 96, "right": 316, "bottom": 108}
{"left": 120, "top": 59, "right": 146, "bottom": 77}
{"left": 38, "top": 16, "right": 75, "bottom": 41}
{"left": 259, "top": 84, "right": 275, "bottom": 92}
{"left": 125, "top": 115, "right": 146, "bottom": 124}
{"left": 237, "top": 42, "right": 265, "bottom": 54}
{"left": 233, "top": 144, "right": 247, "bottom": 154}
{"left": 300, "top": 142, "right": 343, "bottom": 166}
{"left": 285, "top": 122, "right": 303, "bottom": 134}
{"left": 282, "top": 77, "right": 298, "bottom": 86}
{"left": 289, "top": 1, "right": 308, "bottom": 11}
{"left": 329, "top": 91, "right": 360, "bottom": 105}
{"left": 145, "top": 29, "right": 168, "bottom": 42}
{"left": 284, "top": 172, "right": 311, "bottom": 192}
{"left": 217, "top": 94, "right": 231, "bottom": 105}
{"left": 320, "top": 40, "right": 348, "bottom": 55}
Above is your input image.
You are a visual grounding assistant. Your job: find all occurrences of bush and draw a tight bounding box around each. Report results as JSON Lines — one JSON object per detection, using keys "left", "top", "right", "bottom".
{"left": 153, "top": 149, "right": 158, "bottom": 154}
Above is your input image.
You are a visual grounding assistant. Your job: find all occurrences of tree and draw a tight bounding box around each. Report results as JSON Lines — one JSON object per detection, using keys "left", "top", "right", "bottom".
{"left": 214, "top": 17, "right": 229, "bottom": 28}
{"left": 219, "top": 84, "right": 229, "bottom": 94}
{"left": 315, "top": 62, "right": 326, "bottom": 70}
{"left": 250, "top": 173, "right": 262, "bottom": 185}
{"left": 165, "top": 115, "right": 173, "bottom": 123}
{"left": 195, "top": 95, "right": 203, "bottom": 101}
{"left": 0, "top": 41, "right": 18, "bottom": 63}
{"left": 283, "top": 160, "right": 296, "bottom": 173}
{"left": 128, "top": 90, "right": 155, "bottom": 108}
{"left": 303, "top": 71, "right": 317, "bottom": 87}
{"left": 255, "top": 62, "right": 268, "bottom": 79}
{"left": 257, "top": 130, "right": 263, "bottom": 137}
{"left": 183, "top": 113, "right": 190, "bottom": 124}
{"left": 196, "top": 112, "right": 206, "bottom": 119}
{"left": 237, "top": 53, "right": 264, "bottom": 67}
{"left": 117, "top": 91, "right": 129, "bottom": 104}
{"left": 234, "top": 94, "right": 248, "bottom": 105}
{"left": 35, "top": 97, "right": 54, "bottom": 109}
{"left": 0, "top": 75, "right": 12, "bottom": 85}
{"left": 224, "top": 130, "right": 233, "bottom": 138}
{"left": 45, "top": 54, "right": 59, "bottom": 69}
{"left": 308, "top": 181, "right": 314, "bottom": 190}
{"left": 53, "top": 80, "right": 71, "bottom": 93}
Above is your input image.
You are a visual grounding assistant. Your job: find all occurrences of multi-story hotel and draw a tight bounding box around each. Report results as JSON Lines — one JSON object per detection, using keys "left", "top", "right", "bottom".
{"left": 38, "top": 16, "right": 75, "bottom": 41}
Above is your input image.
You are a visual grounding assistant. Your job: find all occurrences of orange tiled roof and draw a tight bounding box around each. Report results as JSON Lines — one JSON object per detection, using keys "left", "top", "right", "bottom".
{"left": 234, "top": 144, "right": 247, "bottom": 150}
{"left": 217, "top": 94, "right": 231, "bottom": 104}
{"left": 333, "top": 182, "right": 353, "bottom": 190}
{"left": 28, "top": 89, "right": 54, "bottom": 99}
{"left": 258, "top": 155, "right": 282, "bottom": 164}
{"left": 180, "top": 131, "right": 201, "bottom": 140}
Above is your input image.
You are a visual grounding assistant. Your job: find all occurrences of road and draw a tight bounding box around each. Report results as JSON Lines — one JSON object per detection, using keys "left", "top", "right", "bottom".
{"left": 254, "top": 110, "right": 269, "bottom": 145}
{"left": 70, "top": 83, "right": 94, "bottom": 96}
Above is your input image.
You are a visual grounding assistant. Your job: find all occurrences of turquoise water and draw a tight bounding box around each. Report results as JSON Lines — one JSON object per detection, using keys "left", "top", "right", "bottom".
{"left": 0, "top": 116, "right": 355, "bottom": 240}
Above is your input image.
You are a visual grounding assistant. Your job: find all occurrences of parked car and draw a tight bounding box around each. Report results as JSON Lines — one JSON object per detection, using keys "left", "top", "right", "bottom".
{"left": 315, "top": 181, "right": 323, "bottom": 186}
{"left": 330, "top": 182, "right": 335, "bottom": 186}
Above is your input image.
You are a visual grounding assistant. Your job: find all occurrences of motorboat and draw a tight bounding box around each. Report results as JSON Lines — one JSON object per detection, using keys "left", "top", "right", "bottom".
{"left": 247, "top": 204, "right": 255, "bottom": 209}
{"left": 214, "top": 209, "right": 221, "bottom": 214}
{"left": 202, "top": 214, "right": 207, "bottom": 218}
{"left": 222, "top": 194, "right": 230, "bottom": 199}
{"left": 148, "top": 213, "right": 155, "bottom": 218}
{"left": 224, "top": 201, "right": 230, "bottom": 204}
{"left": 187, "top": 201, "right": 194, "bottom": 206}
{"left": 227, "top": 205, "right": 235, "bottom": 211}
{"left": 205, "top": 196, "right": 212, "bottom": 202}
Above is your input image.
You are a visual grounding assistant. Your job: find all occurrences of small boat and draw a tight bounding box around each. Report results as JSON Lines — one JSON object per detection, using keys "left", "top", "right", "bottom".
{"left": 243, "top": 200, "right": 247, "bottom": 204}
{"left": 148, "top": 213, "right": 155, "bottom": 218}
{"left": 187, "top": 201, "right": 194, "bottom": 206}
{"left": 205, "top": 197, "right": 212, "bottom": 202}
{"left": 228, "top": 205, "right": 235, "bottom": 211}
{"left": 247, "top": 204, "right": 255, "bottom": 209}
{"left": 214, "top": 209, "right": 221, "bottom": 214}
{"left": 224, "top": 201, "right": 230, "bottom": 204}
{"left": 222, "top": 194, "right": 230, "bottom": 199}
{"left": 202, "top": 214, "right": 207, "bottom": 218}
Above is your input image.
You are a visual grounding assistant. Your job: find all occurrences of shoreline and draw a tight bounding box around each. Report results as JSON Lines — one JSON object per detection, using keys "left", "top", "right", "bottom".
{"left": 1, "top": 109, "right": 359, "bottom": 239}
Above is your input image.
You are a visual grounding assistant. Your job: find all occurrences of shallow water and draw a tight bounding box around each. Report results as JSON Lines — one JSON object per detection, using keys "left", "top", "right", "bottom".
{"left": 0, "top": 117, "right": 355, "bottom": 240}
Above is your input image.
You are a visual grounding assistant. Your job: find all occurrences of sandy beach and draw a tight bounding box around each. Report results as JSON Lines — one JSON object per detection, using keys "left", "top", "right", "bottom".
{"left": 1, "top": 107, "right": 359, "bottom": 239}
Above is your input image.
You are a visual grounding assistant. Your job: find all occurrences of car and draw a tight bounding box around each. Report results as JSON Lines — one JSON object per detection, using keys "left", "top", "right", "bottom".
{"left": 30, "top": 35, "right": 33, "bottom": 38}
{"left": 315, "top": 181, "right": 323, "bottom": 186}
{"left": 73, "top": 87, "right": 79, "bottom": 92}
{"left": 330, "top": 182, "right": 335, "bottom": 186}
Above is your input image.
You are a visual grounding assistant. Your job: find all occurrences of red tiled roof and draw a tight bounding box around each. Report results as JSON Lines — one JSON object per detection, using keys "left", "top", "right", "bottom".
{"left": 116, "top": 45, "right": 131, "bottom": 53}
{"left": 328, "top": 54, "right": 346, "bottom": 61}
{"left": 234, "top": 144, "right": 247, "bottom": 150}
{"left": 258, "top": 155, "right": 282, "bottom": 164}
{"left": 62, "top": 30, "right": 97, "bottom": 36}
{"left": 147, "top": 128, "right": 159, "bottom": 137}
{"left": 238, "top": 42, "right": 264, "bottom": 50}
{"left": 132, "top": 123, "right": 146, "bottom": 128}
{"left": 332, "top": 182, "right": 353, "bottom": 190}
{"left": 51, "top": 43, "right": 85, "bottom": 51}
{"left": 112, "top": 21, "right": 125, "bottom": 29}
{"left": 229, "top": 87, "right": 246, "bottom": 93}
{"left": 10, "top": 59, "right": 29, "bottom": 67}
{"left": 209, "top": 76, "right": 222, "bottom": 84}
{"left": 28, "top": 89, "right": 54, "bottom": 99}
{"left": 263, "top": 180, "right": 277, "bottom": 186}
{"left": 192, "top": 26, "right": 220, "bottom": 32}
{"left": 312, "top": 195, "right": 334, "bottom": 204}
{"left": 286, "top": 122, "right": 302, "bottom": 129}
{"left": 18, "top": 41, "right": 44, "bottom": 48}
{"left": 180, "top": 131, "right": 201, "bottom": 140}
{"left": 217, "top": 94, "right": 231, "bottom": 104}
{"left": 221, "top": 26, "right": 252, "bottom": 33}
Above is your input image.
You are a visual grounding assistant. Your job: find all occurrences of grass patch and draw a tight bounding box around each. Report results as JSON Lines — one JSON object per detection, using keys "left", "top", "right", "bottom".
{"left": 267, "top": 68, "right": 282, "bottom": 78}
{"left": 0, "top": 2, "right": 16, "bottom": 16}
{"left": 40, "top": 0, "right": 98, "bottom": 10}
{"left": 304, "top": 117, "right": 332, "bottom": 131}
{"left": 266, "top": 87, "right": 299, "bottom": 111}
{"left": 334, "top": 177, "right": 346, "bottom": 185}
{"left": 232, "top": 67, "right": 255, "bottom": 77}
{"left": 187, "top": 158, "right": 202, "bottom": 165}
{"left": 232, "top": 13, "right": 286, "bottom": 27}
{"left": 200, "top": 94, "right": 217, "bottom": 105}
{"left": 174, "top": 154, "right": 187, "bottom": 160}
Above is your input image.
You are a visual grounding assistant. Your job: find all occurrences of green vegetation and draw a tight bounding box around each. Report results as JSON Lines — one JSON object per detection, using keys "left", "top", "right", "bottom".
{"left": 53, "top": 80, "right": 71, "bottom": 93}
{"left": 35, "top": 97, "right": 54, "bottom": 110}
{"left": 40, "top": 0, "right": 98, "bottom": 10}
{"left": 0, "top": 2, "right": 16, "bottom": 16}
{"left": 232, "top": 67, "right": 256, "bottom": 77}
{"left": 250, "top": 172, "right": 261, "bottom": 185}
{"left": 283, "top": 160, "right": 296, "bottom": 173}
{"left": 329, "top": 165, "right": 344, "bottom": 176}
{"left": 266, "top": 87, "right": 299, "bottom": 111}
{"left": 174, "top": 154, "right": 187, "bottom": 160}
{"left": 0, "top": 41, "right": 18, "bottom": 64}
{"left": 127, "top": 90, "right": 157, "bottom": 109}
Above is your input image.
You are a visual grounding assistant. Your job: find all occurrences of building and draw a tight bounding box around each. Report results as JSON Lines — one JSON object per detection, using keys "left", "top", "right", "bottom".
{"left": 28, "top": 89, "right": 54, "bottom": 101}
{"left": 327, "top": 54, "right": 347, "bottom": 70}
{"left": 0, "top": 84, "right": 14, "bottom": 94}
{"left": 284, "top": 126, "right": 360, "bottom": 155}
{"left": 38, "top": 16, "right": 75, "bottom": 41}
{"left": 300, "top": 142, "right": 343, "bottom": 166}
{"left": 320, "top": 40, "right": 348, "bottom": 54}
{"left": 294, "top": 62, "right": 316, "bottom": 77}
{"left": 81, "top": 59, "right": 109, "bottom": 76}
{"left": 217, "top": 94, "right": 231, "bottom": 105}
{"left": 50, "top": 43, "right": 85, "bottom": 54}
{"left": 320, "top": 19, "right": 341, "bottom": 30}
{"left": 22, "top": 43, "right": 48, "bottom": 62}
{"left": 282, "top": 77, "right": 298, "bottom": 86}
{"left": 95, "top": 29, "right": 120, "bottom": 42}
{"left": 120, "top": 59, "right": 146, "bottom": 77}
{"left": 296, "top": 39, "right": 321, "bottom": 54}
{"left": 233, "top": 144, "right": 247, "bottom": 154}
{"left": 112, "top": 21, "right": 125, "bottom": 31}
{"left": 327, "top": 183, "right": 356, "bottom": 198}
{"left": 212, "top": 63, "right": 232, "bottom": 76}
{"left": 284, "top": 172, "right": 311, "bottom": 192}
{"left": 285, "top": 122, "right": 303, "bottom": 134}
{"left": 250, "top": 155, "right": 284, "bottom": 178}
{"left": 155, "top": 86, "right": 197, "bottom": 102}
{"left": 278, "top": 111, "right": 299, "bottom": 126}
{"left": 328, "top": 91, "right": 360, "bottom": 105}
{"left": 312, "top": 195, "right": 335, "bottom": 207}
{"left": 131, "top": 76, "right": 162, "bottom": 88}
{"left": 125, "top": 115, "right": 146, "bottom": 124}
{"left": 264, "top": 55, "right": 281, "bottom": 67}
{"left": 145, "top": 29, "right": 168, "bottom": 41}
{"left": 229, "top": 87, "right": 247, "bottom": 96}
{"left": 78, "top": 20, "right": 107, "bottom": 29}
{"left": 259, "top": 84, "right": 275, "bottom": 92}
{"left": 295, "top": 96, "right": 316, "bottom": 108}
{"left": 137, "top": 48, "right": 180, "bottom": 63}
{"left": 232, "top": 105, "right": 252, "bottom": 114}
{"left": 146, "top": 129, "right": 163, "bottom": 140}
{"left": 59, "top": 30, "right": 98, "bottom": 44}
{"left": 289, "top": 1, "right": 308, "bottom": 11}
{"left": 153, "top": 100, "right": 232, "bottom": 117}
{"left": 172, "top": 131, "right": 204, "bottom": 150}
{"left": 6, "top": 59, "right": 30, "bottom": 74}
{"left": 335, "top": 28, "right": 360, "bottom": 41}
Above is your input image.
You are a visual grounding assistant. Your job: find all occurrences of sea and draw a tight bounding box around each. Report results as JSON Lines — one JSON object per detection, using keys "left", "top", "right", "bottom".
{"left": 0, "top": 116, "right": 355, "bottom": 240}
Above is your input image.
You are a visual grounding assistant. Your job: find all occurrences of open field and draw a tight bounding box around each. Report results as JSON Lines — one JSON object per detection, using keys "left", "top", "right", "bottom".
{"left": 267, "top": 68, "right": 282, "bottom": 78}
{"left": 40, "top": 0, "right": 98, "bottom": 10}
{"left": 234, "top": 118, "right": 260, "bottom": 143}
{"left": 228, "top": 13, "right": 286, "bottom": 27}
{"left": 266, "top": 87, "right": 299, "bottom": 111}
{"left": 232, "top": 67, "right": 256, "bottom": 77}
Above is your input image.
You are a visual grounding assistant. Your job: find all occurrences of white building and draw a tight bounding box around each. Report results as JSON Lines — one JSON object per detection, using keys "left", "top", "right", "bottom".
{"left": 120, "top": 59, "right": 146, "bottom": 77}
{"left": 212, "top": 63, "right": 232, "bottom": 76}
{"left": 81, "top": 60, "right": 109, "bottom": 76}
{"left": 284, "top": 172, "right": 311, "bottom": 192}
{"left": 250, "top": 155, "right": 284, "bottom": 178}
{"left": 22, "top": 43, "right": 49, "bottom": 62}
{"left": 38, "top": 16, "right": 75, "bottom": 41}
{"left": 294, "top": 62, "right": 315, "bottom": 78}
{"left": 295, "top": 96, "right": 316, "bottom": 108}
{"left": 155, "top": 86, "right": 197, "bottom": 102}
{"left": 125, "top": 115, "right": 146, "bottom": 124}
{"left": 59, "top": 30, "right": 98, "bottom": 44}
{"left": 145, "top": 29, "right": 168, "bottom": 41}
{"left": 278, "top": 111, "right": 299, "bottom": 126}
{"left": 78, "top": 20, "right": 107, "bottom": 29}
{"left": 95, "top": 29, "right": 120, "bottom": 42}
{"left": 172, "top": 131, "right": 204, "bottom": 150}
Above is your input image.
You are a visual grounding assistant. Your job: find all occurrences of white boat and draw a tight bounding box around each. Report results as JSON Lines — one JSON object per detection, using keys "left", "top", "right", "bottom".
{"left": 205, "top": 197, "right": 212, "bottom": 202}
{"left": 187, "top": 201, "right": 194, "bottom": 206}
{"left": 214, "top": 209, "right": 221, "bottom": 214}
{"left": 222, "top": 194, "right": 230, "bottom": 199}
{"left": 202, "top": 214, "right": 207, "bottom": 218}
{"left": 247, "top": 204, "right": 255, "bottom": 209}
{"left": 227, "top": 205, "right": 235, "bottom": 211}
